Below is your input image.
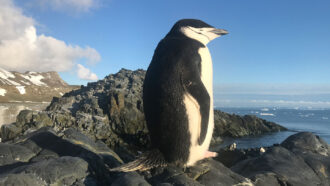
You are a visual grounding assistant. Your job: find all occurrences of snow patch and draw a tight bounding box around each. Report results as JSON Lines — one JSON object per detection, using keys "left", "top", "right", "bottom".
{"left": 0, "top": 88, "right": 6, "bottom": 96}
{"left": 20, "top": 74, "right": 46, "bottom": 86}
{"left": 0, "top": 68, "right": 15, "bottom": 79}
{"left": 16, "top": 86, "right": 26, "bottom": 94}
{"left": 20, "top": 80, "right": 31, "bottom": 85}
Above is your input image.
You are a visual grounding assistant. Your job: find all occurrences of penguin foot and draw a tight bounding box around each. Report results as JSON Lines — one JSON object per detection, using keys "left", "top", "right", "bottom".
{"left": 204, "top": 151, "right": 218, "bottom": 158}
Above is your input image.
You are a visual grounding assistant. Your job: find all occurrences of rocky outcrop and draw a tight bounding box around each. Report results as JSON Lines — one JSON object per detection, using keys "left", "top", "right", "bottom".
{"left": 217, "top": 132, "right": 330, "bottom": 186}
{"left": 0, "top": 68, "right": 78, "bottom": 103}
{"left": 0, "top": 127, "right": 121, "bottom": 185}
{"left": 0, "top": 69, "right": 328, "bottom": 185}
{"left": 0, "top": 127, "right": 328, "bottom": 186}
{"left": 214, "top": 110, "right": 286, "bottom": 138}
{"left": 0, "top": 69, "right": 286, "bottom": 157}
{"left": 0, "top": 127, "right": 253, "bottom": 186}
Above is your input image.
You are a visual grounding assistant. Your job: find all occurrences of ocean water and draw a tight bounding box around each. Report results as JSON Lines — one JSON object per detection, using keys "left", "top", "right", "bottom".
{"left": 216, "top": 107, "right": 330, "bottom": 149}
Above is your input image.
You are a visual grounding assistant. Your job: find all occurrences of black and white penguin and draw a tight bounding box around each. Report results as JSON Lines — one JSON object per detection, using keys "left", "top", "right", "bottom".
{"left": 111, "top": 19, "right": 228, "bottom": 172}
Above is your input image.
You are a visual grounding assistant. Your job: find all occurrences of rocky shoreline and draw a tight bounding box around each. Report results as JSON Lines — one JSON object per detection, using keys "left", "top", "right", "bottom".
{"left": 0, "top": 69, "right": 328, "bottom": 186}
{"left": 0, "top": 127, "right": 328, "bottom": 186}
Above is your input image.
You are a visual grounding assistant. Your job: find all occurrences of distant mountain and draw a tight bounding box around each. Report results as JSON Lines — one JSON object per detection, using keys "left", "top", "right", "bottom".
{"left": 0, "top": 68, "right": 79, "bottom": 102}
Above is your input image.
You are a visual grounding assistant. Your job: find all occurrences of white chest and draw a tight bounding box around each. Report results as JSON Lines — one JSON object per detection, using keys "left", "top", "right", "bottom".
{"left": 184, "top": 46, "right": 215, "bottom": 166}
{"left": 198, "top": 47, "right": 213, "bottom": 95}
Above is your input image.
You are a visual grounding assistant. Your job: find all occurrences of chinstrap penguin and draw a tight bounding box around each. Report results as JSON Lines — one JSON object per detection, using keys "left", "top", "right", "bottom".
{"left": 110, "top": 19, "right": 228, "bottom": 172}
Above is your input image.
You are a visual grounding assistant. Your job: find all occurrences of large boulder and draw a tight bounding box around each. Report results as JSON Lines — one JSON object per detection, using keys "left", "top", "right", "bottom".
{"left": 281, "top": 132, "right": 329, "bottom": 156}
{"left": 0, "top": 127, "right": 122, "bottom": 186}
{"left": 231, "top": 132, "right": 330, "bottom": 186}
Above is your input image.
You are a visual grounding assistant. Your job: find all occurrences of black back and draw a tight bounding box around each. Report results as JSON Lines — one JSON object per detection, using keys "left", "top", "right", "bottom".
{"left": 143, "top": 26, "right": 211, "bottom": 164}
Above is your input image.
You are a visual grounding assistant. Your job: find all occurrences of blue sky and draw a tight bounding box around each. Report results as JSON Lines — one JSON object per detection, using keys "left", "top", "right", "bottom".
{"left": 1, "top": 0, "right": 330, "bottom": 108}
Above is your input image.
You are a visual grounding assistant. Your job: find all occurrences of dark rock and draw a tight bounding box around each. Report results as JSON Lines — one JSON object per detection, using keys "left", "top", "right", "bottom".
{"left": 0, "top": 173, "right": 46, "bottom": 186}
{"left": 0, "top": 143, "right": 35, "bottom": 166}
{"left": 0, "top": 124, "right": 22, "bottom": 141}
{"left": 6, "top": 156, "right": 89, "bottom": 185}
{"left": 31, "top": 112, "right": 53, "bottom": 129}
{"left": 216, "top": 146, "right": 266, "bottom": 167}
{"left": 252, "top": 172, "right": 290, "bottom": 186}
{"left": 0, "top": 111, "right": 54, "bottom": 141}
{"left": 300, "top": 153, "right": 330, "bottom": 185}
{"left": 147, "top": 159, "right": 252, "bottom": 186}
{"left": 111, "top": 172, "right": 151, "bottom": 186}
{"left": 148, "top": 165, "right": 203, "bottom": 186}
{"left": 232, "top": 146, "right": 320, "bottom": 185}
{"left": 0, "top": 127, "right": 123, "bottom": 186}
{"left": 281, "top": 132, "right": 330, "bottom": 184}
{"left": 1, "top": 128, "right": 260, "bottom": 185}
{"left": 230, "top": 132, "right": 330, "bottom": 186}
{"left": 1, "top": 120, "right": 329, "bottom": 185}
{"left": 281, "top": 132, "right": 329, "bottom": 156}
{"left": 216, "top": 148, "right": 246, "bottom": 168}
{"left": 195, "top": 159, "right": 252, "bottom": 186}
{"left": 44, "top": 69, "right": 150, "bottom": 156}
{"left": 214, "top": 110, "right": 287, "bottom": 138}
{"left": 16, "top": 110, "right": 34, "bottom": 128}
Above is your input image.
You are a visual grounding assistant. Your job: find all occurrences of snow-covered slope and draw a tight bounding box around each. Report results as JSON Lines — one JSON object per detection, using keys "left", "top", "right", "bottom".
{"left": 0, "top": 68, "right": 68, "bottom": 87}
{"left": 0, "top": 68, "right": 79, "bottom": 102}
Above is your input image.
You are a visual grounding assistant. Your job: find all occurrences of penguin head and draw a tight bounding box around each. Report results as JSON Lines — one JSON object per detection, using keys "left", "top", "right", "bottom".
{"left": 166, "top": 19, "right": 228, "bottom": 45}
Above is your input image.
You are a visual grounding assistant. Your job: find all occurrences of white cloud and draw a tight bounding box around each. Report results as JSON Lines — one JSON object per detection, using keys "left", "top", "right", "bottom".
{"left": 77, "top": 64, "right": 98, "bottom": 81}
{"left": 35, "top": 0, "right": 99, "bottom": 13}
{"left": 0, "top": 0, "right": 100, "bottom": 80}
{"left": 0, "top": 0, "right": 35, "bottom": 40}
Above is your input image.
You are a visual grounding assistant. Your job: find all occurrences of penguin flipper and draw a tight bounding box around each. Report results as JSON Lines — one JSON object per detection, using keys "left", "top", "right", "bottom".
{"left": 181, "top": 70, "right": 210, "bottom": 145}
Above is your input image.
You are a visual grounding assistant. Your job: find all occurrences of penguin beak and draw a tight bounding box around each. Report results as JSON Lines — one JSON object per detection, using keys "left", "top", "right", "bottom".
{"left": 211, "top": 28, "right": 229, "bottom": 36}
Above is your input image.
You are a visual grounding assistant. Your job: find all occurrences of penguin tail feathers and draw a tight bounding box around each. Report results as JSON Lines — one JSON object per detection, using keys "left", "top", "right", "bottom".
{"left": 109, "top": 149, "right": 167, "bottom": 172}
